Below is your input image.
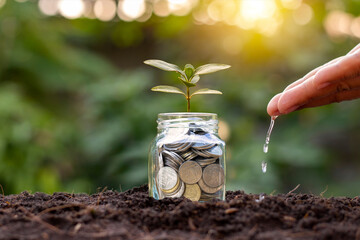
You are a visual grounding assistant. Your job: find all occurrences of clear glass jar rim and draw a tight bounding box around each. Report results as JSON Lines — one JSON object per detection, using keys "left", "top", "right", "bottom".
{"left": 158, "top": 112, "right": 217, "bottom": 119}
{"left": 157, "top": 112, "right": 218, "bottom": 130}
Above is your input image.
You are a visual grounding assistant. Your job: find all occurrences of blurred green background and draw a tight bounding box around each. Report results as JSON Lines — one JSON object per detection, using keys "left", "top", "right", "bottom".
{"left": 0, "top": 0, "right": 360, "bottom": 196}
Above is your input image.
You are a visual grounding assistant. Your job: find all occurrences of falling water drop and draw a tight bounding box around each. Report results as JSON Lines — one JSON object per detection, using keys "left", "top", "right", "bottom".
{"left": 261, "top": 161, "right": 267, "bottom": 173}
{"left": 263, "top": 115, "right": 277, "bottom": 153}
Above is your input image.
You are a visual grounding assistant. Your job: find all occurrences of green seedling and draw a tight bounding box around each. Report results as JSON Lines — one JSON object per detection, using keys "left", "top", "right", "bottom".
{"left": 144, "top": 59, "right": 231, "bottom": 112}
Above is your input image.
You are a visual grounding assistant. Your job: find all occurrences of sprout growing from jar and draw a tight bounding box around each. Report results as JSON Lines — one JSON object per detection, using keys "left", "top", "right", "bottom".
{"left": 144, "top": 59, "right": 231, "bottom": 112}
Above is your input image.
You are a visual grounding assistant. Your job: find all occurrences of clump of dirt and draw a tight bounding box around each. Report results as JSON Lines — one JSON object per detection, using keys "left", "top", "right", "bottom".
{"left": 0, "top": 185, "right": 360, "bottom": 240}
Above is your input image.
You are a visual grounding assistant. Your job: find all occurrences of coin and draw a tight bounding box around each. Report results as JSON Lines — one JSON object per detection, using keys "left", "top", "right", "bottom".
{"left": 164, "top": 158, "right": 180, "bottom": 171}
{"left": 158, "top": 152, "right": 164, "bottom": 168}
{"left": 164, "top": 141, "right": 193, "bottom": 152}
{"left": 179, "top": 161, "right": 202, "bottom": 184}
{"left": 181, "top": 151, "right": 198, "bottom": 161}
{"left": 198, "top": 177, "right": 223, "bottom": 194}
{"left": 202, "top": 164, "right": 225, "bottom": 188}
{"left": 196, "top": 157, "right": 217, "bottom": 167}
{"left": 183, "top": 184, "right": 201, "bottom": 201}
{"left": 157, "top": 167, "right": 179, "bottom": 191}
{"left": 192, "top": 142, "right": 216, "bottom": 150}
{"left": 191, "top": 148, "right": 211, "bottom": 158}
{"left": 205, "top": 146, "right": 222, "bottom": 158}
{"left": 162, "top": 176, "right": 180, "bottom": 194}
{"left": 163, "top": 151, "right": 184, "bottom": 165}
{"left": 168, "top": 181, "right": 185, "bottom": 198}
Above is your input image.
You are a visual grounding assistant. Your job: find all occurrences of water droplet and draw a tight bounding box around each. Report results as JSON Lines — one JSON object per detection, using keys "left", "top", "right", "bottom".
{"left": 255, "top": 193, "right": 265, "bottom": 202}
{"left": 263, "top": 115, "right": 277, "bottom": 153}
{"left": 261, "top": 161, "right": 267, "bottom": 173}
{"left": 263, "top": 144, "right": 268, "bottom": 153}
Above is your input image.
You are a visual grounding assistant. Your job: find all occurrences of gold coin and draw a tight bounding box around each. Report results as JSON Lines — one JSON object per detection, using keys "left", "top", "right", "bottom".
{"left": 202, "top": 164, "right": 225, "bottom": 188}
{"left": 183, "top": 184, "right": 201, "bottom": 201}
{"left": 198, "top": 177, "right": 223, "bottom": 194}
{"left": 179, "top": 161, "right": 202, "bottom": 184}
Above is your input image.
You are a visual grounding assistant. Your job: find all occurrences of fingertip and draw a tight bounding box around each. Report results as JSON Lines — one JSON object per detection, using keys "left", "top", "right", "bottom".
{"left": 277, "top": 90, "right": 297, "bottom": 114}
{"left": 267, "top": 93, "right": 282, "bottom": 116}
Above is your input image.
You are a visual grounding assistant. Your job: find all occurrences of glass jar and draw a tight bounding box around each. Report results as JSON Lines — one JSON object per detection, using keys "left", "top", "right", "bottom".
{"left": 148, "top": 112, "right": 226, "bottom": 201}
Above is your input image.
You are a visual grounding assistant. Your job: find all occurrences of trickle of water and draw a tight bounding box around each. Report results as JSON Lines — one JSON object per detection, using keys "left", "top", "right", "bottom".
{"left": 255, "top": 193, "right": 265, "bottom": 203}
{"left": 263, "top": 115, "right": 278, "bottom": 153}
{"left": 261, "top": 161, "right": 267, "bottom": 173}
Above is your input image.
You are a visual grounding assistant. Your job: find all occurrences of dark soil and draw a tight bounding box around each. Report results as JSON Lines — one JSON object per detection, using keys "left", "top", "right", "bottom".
{"left": 0, "top": 185, "right": 360, "bottom": 240}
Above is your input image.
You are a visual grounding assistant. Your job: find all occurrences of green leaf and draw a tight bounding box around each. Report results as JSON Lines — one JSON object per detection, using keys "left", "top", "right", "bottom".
{"left": 184, "top": 64, "right": 195, "bottom": 79}
{"left": 191, "top": 88, "right": 222, "bottom": 97}
{"left": 194, "top": 64, "right": 231, "bottom": 75}
{"left": 144, "top": 60, "right": 185, "bottom": 76}
{"left": 151, "top": 85, "right": 186, "bottom": 96}
{"left": 179, "top": 76, "right": 196, "bottom": 87}
{"left": 190, "top": 75, "right": 200, "bottom": 84}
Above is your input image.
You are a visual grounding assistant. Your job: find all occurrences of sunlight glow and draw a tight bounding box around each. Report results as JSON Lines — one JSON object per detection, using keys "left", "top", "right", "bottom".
{"left": 168, "top": 0, "right": 194, "bottom": 16}
{"left": 281, "top": 0, "right": 302, "bottom": 10}
{"left": 240, "top": 0, "right": 276, "bottom": 22}
{"left": 222, "top": 36, "right": 242, "bottom": 55}
{"left": 168, "top": 0, "right": 187, "bottom": 11}
{"left": 58, "top": 0, "right": 84, "bottom": 19}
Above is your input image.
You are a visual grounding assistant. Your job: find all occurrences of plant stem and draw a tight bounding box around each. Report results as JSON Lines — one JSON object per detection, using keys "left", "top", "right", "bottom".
{"left": 186, "top": 87, "right": 190, "bottom": 112}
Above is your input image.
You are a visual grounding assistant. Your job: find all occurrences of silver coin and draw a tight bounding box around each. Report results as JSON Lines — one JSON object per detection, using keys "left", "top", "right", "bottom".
{"left": 167, "top": 181, "right": 185, "bottom": 198}
{"left": 181, "top": 151, "right": 198, "bottom": 161}
{"left": 192, "top": 142, "right": 216, "bottom": 150}
{"left": 164, "top": 142, "right": 184, "bottom": 151}
{"left": 163, "top": 151, "right": 184, "bottom": 165}
{"left": 205, "top": 146, "right": 223, "bottom": 158}
{"left": 158, "top": 152, "right": 164, "bottom": 168}
{"left": 164, "top": 158, "right": 179, "bottom": 171}
{"left": 196, "top": 158, "right": 217, "bottom": 167}
{"left": 192, "top": 148, "right": 212, "bottom": 158}
{"left": 157, "top": 167, "right": 178, "bottom": 191}
{"left": 174, "top": 141, "right": 193, "bottom": 152}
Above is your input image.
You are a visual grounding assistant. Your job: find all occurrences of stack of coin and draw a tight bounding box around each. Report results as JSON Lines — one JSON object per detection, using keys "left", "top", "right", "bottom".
{"left": 156, "top": 130, "right": 225, "bottom": 201}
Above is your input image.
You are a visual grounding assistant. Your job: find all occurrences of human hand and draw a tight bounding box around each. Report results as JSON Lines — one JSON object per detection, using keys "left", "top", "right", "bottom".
{"left": 267, "top": 44, "right": 360, "bottom": 116}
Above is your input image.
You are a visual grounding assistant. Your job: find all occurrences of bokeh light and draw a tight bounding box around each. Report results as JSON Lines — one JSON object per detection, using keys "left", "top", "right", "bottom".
{"left": 153, "top": 0, "right": 170, "bottom": 17}
{"left": 38, "top": 0, "right": 58, "bottom": 16}
{"left": 119, "top": 0, "right": 146, "bottom": 21}
{"left": 33, "top": 0, "right": 357, "bottom": 39}
{"left": 218, "top": 120, "right": 230, "bottom": 142}
{"left": 0, "top": 0, "right": 6, "bottom": 9}
{"left": 350, "top": 17, "right": 360, "bottom": 38}
{"left": 168, "top": 0, "right": 194, "bottom": 16}
{"left": 324, "top": 10, "right": 353, "bottom": 38}
{"left": 58, "top": 0, "right": 84, "bottom": 19}
{"left": 83, "top": 0, "right": 96, "bottom": 19}
{"left": 281, "top": 0, "right": 302, "bottom": 10}
{"left": 292, "top": 3, "right": 313, "bottom": 25}
{"left": 94, "top": 0, "right": 116, "bottom": 21}
{"left": 240, "top": 0, "right": 276, "bottom": 22}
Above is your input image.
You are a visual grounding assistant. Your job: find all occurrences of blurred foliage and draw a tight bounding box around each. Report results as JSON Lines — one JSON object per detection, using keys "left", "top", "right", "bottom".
{"left": 0, "top": 0, "right": 360, "bottom": 196}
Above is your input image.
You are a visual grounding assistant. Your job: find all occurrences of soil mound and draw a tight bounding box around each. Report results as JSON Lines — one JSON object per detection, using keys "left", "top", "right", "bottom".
{"left": 0, "top": 185, "right": 359, "bottom": 239}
